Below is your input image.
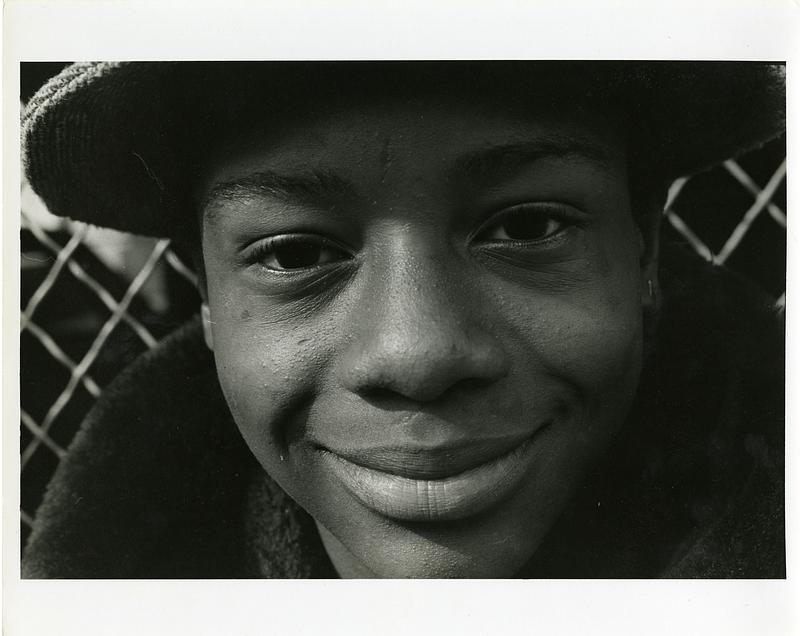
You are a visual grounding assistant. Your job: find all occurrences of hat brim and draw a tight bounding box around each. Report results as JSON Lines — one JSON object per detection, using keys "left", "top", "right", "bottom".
{"left": 22, "top": 61, "right": 786, "bottom": 238}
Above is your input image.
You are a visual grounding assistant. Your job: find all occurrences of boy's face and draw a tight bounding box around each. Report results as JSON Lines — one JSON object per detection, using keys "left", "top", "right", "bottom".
{"left": 199, "top": 91, "right": 650, "bottom": 577}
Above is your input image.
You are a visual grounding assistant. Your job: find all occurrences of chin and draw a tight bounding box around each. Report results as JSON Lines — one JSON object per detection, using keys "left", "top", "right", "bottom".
{"left": 355, "top": 530, "right": 535, "bottom": 579}
{"left": 318, "top": 492, "right": 551, "bottom": 579}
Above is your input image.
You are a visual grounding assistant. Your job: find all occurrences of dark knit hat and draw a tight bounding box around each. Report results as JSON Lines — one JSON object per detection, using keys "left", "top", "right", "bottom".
{"left": 22, "top": 61, "right": 785, "bottom": 239}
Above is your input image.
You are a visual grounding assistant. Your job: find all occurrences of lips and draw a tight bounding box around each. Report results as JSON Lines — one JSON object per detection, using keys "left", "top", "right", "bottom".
{"left": 326, "top": 435, "right": 532, "bottom": 479}
{"left": 316, "top": 429, "right": 546, "bottom": 522}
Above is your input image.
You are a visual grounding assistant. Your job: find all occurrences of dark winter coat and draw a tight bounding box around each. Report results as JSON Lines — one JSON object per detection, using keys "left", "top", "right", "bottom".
{"left": 22, "top": 246, "right": 785, "bottom": 578}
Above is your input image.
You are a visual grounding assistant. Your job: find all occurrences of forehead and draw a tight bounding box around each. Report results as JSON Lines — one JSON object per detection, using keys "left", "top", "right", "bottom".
{"left": 196, "top": 86, "right": 627, "bottom": 206}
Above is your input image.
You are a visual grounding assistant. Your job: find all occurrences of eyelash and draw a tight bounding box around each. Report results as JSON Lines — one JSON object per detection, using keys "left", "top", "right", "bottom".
{"left": 244, "top": 202, "right": 584, "bottom": 273}
{"left": 245, "top": 234, "right": 353, "bottom": 273}
{"left": 473, "top": 202, "right": 585, "bottom": 246}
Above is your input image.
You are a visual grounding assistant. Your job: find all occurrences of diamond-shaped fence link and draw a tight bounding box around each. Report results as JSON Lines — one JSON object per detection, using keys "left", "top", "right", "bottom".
{"left": 19, "top": 138, "right": 786, "bottom": 549}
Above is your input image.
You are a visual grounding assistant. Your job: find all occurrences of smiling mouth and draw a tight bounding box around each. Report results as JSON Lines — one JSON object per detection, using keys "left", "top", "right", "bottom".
{"left": 316, "top": 427, "right": 548, "bottom": 522}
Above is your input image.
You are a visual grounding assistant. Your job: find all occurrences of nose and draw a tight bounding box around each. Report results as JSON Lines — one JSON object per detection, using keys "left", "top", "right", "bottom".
{"left": 338, "top": 242, "right": 510, "bottom": 404}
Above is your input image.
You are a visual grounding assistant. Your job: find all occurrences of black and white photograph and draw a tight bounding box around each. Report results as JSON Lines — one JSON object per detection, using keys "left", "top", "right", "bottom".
{"left": 19, "top": 59, "right": 787, "bottom": 579}
{"left": 5, "top": 2, "right": 798, "bottom": 635}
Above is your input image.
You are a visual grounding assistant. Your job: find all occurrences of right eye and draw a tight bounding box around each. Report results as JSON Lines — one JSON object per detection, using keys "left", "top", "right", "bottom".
{"left": 474, "top": 202, "right": 580, "bottom": 246}
{"left": 247, "top": 234, "right": 352, "bottom": 272}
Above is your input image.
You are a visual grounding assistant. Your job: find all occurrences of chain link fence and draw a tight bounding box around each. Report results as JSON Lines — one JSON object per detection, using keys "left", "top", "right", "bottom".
{"left": 21, "top": 184, "right": 202, "bottom": 547}
{"left": 19, "top": 127, "right": 786, "bottom": 551}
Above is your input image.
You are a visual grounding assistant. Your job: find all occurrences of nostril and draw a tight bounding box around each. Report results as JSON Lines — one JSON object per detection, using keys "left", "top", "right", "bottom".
{"left": 354, "top": 386, "right": 418, "bottom": 411}
{"left": 360, "top": 387, "right": 401, "bottom": 402}
{"left": 452, "top": 376, "right": 499, "bottom": 395}
{"left": 357, "top": 377, "right": 498, "bottom": 408}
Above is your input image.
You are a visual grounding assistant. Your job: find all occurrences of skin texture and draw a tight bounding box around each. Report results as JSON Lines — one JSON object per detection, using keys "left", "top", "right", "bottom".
{"left": 197, "top": 94, "right": 657, "bottom": 578}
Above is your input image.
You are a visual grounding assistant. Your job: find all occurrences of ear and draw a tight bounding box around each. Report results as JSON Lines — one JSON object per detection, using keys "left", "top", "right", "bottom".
{"left": 201, "top": 303, "right": 214, "bottom": 351}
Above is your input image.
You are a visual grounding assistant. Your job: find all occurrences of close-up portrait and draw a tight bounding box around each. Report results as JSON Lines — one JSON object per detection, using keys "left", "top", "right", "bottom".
{"left": 19, "top": 60, "right": 785, "bottom": 580}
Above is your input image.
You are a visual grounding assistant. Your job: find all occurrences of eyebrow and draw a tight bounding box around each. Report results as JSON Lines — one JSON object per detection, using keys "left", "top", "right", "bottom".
{"left": 202, "top": 135, "right": 614, "bottom": 220}
{"left": 202, "top": 168, "right": 356, "bottom": 218}
{"left": 448, "top": 137, "right": 614, "bottom": 192}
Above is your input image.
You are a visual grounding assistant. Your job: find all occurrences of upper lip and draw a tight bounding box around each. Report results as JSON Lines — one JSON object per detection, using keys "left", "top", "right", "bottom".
{"left": 316, "top": 433, "right": 536, "bottom": 480}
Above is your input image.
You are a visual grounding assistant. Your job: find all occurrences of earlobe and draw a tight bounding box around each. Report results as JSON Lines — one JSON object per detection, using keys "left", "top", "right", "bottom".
{"left": 201, "top": 303, "right": 214, "bottom": 350}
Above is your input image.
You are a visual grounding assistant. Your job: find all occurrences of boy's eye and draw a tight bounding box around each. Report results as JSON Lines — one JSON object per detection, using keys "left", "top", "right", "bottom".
{"left": 249, "top": 234, "right": 351, "bottom": 271}
{"left": 475, "top": 204, "right": 574, "bottom": 243}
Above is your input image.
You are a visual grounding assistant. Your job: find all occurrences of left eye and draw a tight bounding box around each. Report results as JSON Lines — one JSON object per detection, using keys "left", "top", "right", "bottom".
{"left": 476, "top": 205, "right": 570, "bottom": 243}
{"left": 249, "top": 234, "right": 351, "bottom": 271}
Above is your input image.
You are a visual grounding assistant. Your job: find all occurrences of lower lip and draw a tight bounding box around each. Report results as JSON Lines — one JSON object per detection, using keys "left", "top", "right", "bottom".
{"left": 318, "top": 433, "right": 543, "bottom": 522}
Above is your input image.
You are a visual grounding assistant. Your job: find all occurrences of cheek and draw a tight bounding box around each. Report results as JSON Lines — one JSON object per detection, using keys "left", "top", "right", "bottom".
{"left": 206, "top": 286, "right": 335, "bottom": 466}
{"left": 488, "top": 250, "right": 645, "bottom": 528}
{"left": 496, "top": 244, "right": 644, "bottom": 423}
{"left": 531, "top": 294, "right": 643, "bottom": 390}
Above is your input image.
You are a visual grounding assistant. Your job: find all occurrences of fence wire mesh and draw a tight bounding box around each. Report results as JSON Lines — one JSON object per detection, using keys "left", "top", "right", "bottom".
{"left": 19, "top": 136, "right": 786, "bottom": 550}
